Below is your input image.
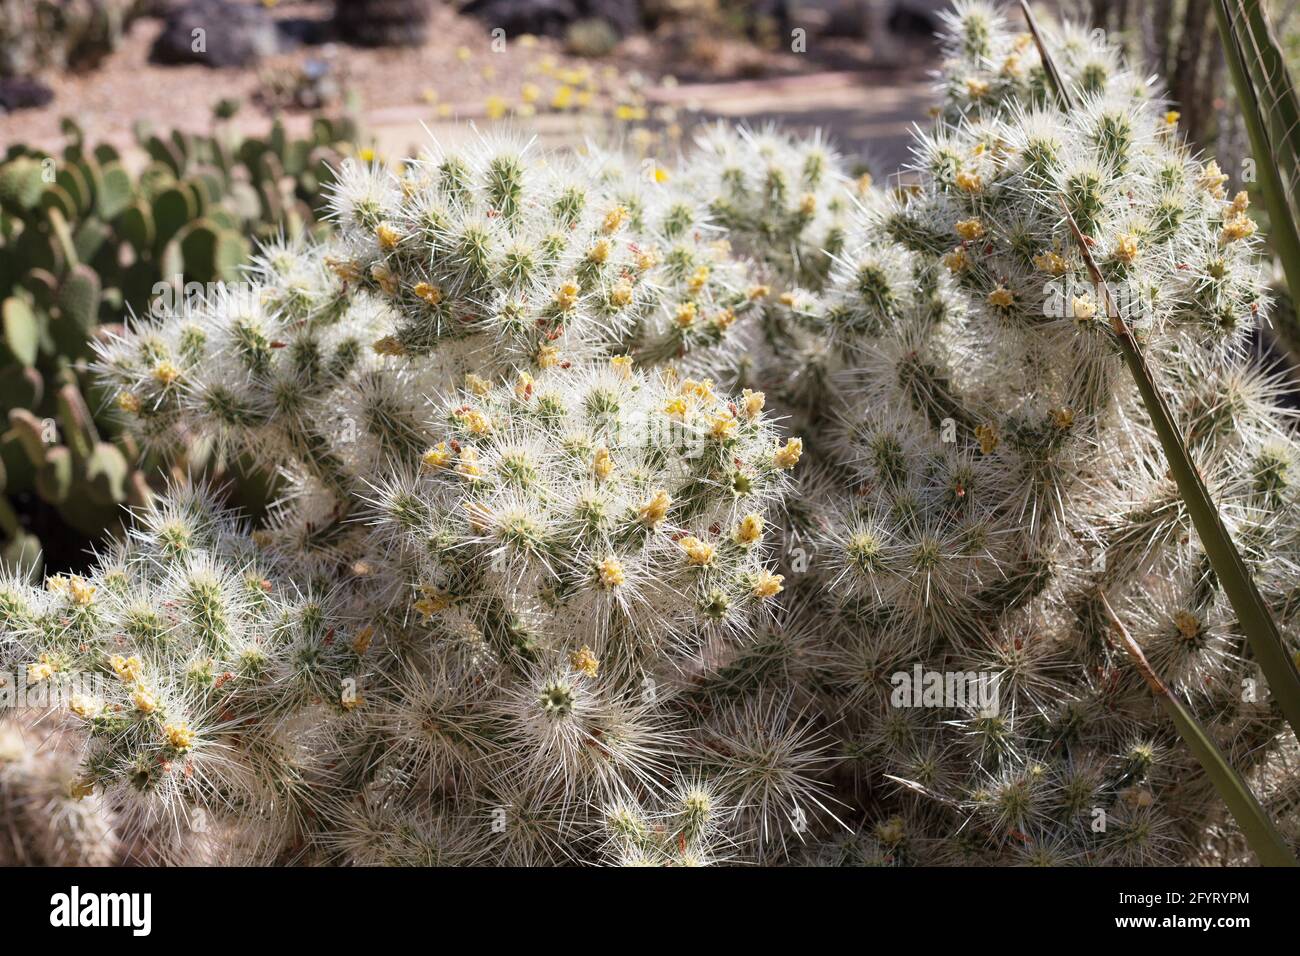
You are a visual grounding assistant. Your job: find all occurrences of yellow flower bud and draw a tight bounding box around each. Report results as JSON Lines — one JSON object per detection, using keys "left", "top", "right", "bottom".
{"left": 679, "top": 535, "right": 716, "bottom": 567}
{"left": 639, "top": 489, "right": 672, "bottom": 526}
{"left": 751, "top": 570, "right": 784, "bottom": 599}
{"left": 773, "top": 437, "right": 803, "bottom": 470}
{"left": 597, "top": 557, "right": 625, "bottom": 589}
{"left": 733, "top": 513, "right": 764, "bottom": 546}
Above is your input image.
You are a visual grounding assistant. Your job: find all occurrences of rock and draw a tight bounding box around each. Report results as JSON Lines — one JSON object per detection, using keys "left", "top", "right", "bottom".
{"left": 334, "top": 0, "right": 432, "bottom": 48}
{"left": 462, "top": 0, "right": 641, "bottom": 39}
{"left": 150, "top": 0, "right": 279, "bottom": 68}
{"left": 0, "top": 77, "right": 55, "bottom": 113}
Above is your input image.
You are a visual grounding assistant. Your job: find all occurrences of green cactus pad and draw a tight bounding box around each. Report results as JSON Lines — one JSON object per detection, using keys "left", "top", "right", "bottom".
{"left": 1, "top": 297, "right": 39, "bottom": 367}
{"left": 52, "top": 266, "right": 102, "bottom": 355}
{"left": 179, "top": 221, "right": 249, "bottom": 284}
{"left": 144, "top": 135, "right": 185, "bottom": 178}
{"left": 0, "top": 363, "right": 43, "bottom": 410}
{"left": 96, "top": 161, "right": 133, "bottom": 220}
{"left": 73, "top": 218, "right": 112, "bottom": 265}
{"left": 38, "top": 183, "right": 77, "bottom": 221}
{"left": 114, "top": 201, "right": 155, "bottom": 251}
{"left": 55, "top": 164, "right": 92, "bottom": 216}
{"left": 152, "top": 186, "right": 197, "bottom": 251}
{"left": 0, "top": 158, "right": 46, "bottom": 212}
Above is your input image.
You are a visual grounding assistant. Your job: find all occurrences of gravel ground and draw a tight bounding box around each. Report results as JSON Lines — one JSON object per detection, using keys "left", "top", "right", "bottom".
{"left": 0, "top": 1, "right": 935, "bottom": 170}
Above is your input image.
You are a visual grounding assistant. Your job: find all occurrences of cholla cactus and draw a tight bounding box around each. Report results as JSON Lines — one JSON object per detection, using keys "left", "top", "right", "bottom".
{"left": 75, "top": 132, "right": 834, "bottom": 865}
{"left": 0, "top": 716, "right": 119, "bottom": 866}
{"left": 684, "top": 123, "right": 865, "bottom": 292}
{"left": 2, "top": 487, "right": 352, "bottom": 864}
{"left": 934, "top": 0, "right": 1153, "bottom": 124}
{"left": 781, "top": 4, "right": 1300, "bottom": 865}
{"left": 323, "top": 137, "right": 764, "bottom": 378}
{"left": 13, "top": 4, "right": 1300, "bottom": 867}
{"left": 368, "top": 360, "right": 794, "bottom": 665}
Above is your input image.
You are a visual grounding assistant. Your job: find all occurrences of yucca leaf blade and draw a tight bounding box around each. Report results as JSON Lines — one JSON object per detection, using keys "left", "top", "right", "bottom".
{"left": 1213, "top": 0, "right": 1300, "bottom": 309}
{"left": 1020, "top": 2, "right": 1300, "bottom": 740}
{"left": 1101, "top": 594, "right": 1297, "bottom": 867}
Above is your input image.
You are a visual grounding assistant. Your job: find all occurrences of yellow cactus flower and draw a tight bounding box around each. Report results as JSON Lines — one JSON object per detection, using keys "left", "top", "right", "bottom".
{"left": 414, "top": 585, "right": 451, "bottom": 621}
{"left": 109, "top": 655, "right": 143, "bottom": 683}
{"left": 986, "top": 286, "right": 1015, "bottom": 308}
{"left": 943, "top": 247, "right": 970, "bottom": 273}
{"left": 975, "top": 424, "right": 999, "bottom": 455}
{"left": 370, "top": 263, "right": 399, "bottom": 295}
{"left": 593, "top": 447, "right": 614, "bottom": 481}
{"left": 1033, "top": 250, "right": 1068, "bottom": 275}
{"left": 709, "top": 410, "right": 738, "bottom": 440}
{"left": 1113, "top": 234, "right": 1140, "bottom": 264}
{"left": 681, "top": 378, "right": 715, "bottom": 401}
{"left": 1197, "top": 160, "right": 1229, "bottom": 199}
{"left": 635, "top": 246, "right": 660, "bottom": 271}
{"left": 456, "top": 407, "right": 492, "bottom": 435}
{"left": 610, "top": 354, "right": 633, "bottom": 379}
{"left": 741, "top": 389, "right": 766, "bottom": 419}
{"left": 955, "top": 169, "right": 983, "bottom": 193}
{"left": 601, "top": 205, "right": 628, "bottom": 235}
{"left": 536, "top": 344, "right": 562, "bottom": 369}
{"left": 375, "top": 223, "right": 401, "bottom": 250}
{"left": 955, "top": 218, "right": 986, "bottom": 241}
{"left": 66, "top": 575, "right": 95, "bottom": 606}
{"left": 131, "top": 686, "right": 157, "bottom": 714}
{"left": 674, "top": 302, "right": 698, "bottom": 328}
{"left": 69, "top": 695, "right": 100, "bottom": 718}
{"left": 610, "top": 280, "right": 634, "bottom": 308}
{"left": 152, "top": 360, "right": 181, "bottom": 386}
{"left": 69, "top": 779, "right": 95, "bottom": 801}
{"left": 27, "top": 657, "right": 56, "bottom": 683}
{"left": 1222, "top": 214, "right": 1257, "bottom": 243}
{"left": 733, "top": 513, "right": 764, "bottom": 546}
{"left": 164, "top": 723, "right": 195, "bottom": 752}
{"left": 752, "top": 570, "right": 785, "bottom": 599}
{"left": 372, "top": 335, "right": 406, "bottom": 356}
{"left": 554, "top": 281, "right": 580, "bottom": 312}
{"left": 570, "top": 645, "right": 600, "bottom": 677}
{"left": 1174, "top": 610, "right": 1201, "bottom": 639}
{"left": 596, "top": 557, "right": 625, "bottom": 590}
{"left": 413, "top": 281, "right": 444, "bottom": 305}
{"left": 679, "top": 535, "right": 716, "bottom": 567}
{"left": 116, "top": 391, "right": 141, "bottom": 414}
{"left": 639, "top": 489, "right": 672, "bottom": 526}
{"left": 352, "top": 625, "right": 375, "bottom": 655}
{"left": 773, "top": 437, "right": 803, "bottom": 470}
